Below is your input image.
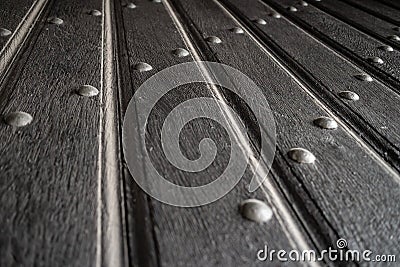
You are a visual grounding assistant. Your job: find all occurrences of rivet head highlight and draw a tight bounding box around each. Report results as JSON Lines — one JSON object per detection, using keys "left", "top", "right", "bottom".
{"left": 0, "top": 28, "right": 12, "bottom": 37}
{"left": 339, "top": 91, "right": 359, "bottom": 101}
{"left": 230, "top": 27, "right": 244, "bottom": 34}
{"left": 368, "top": 57, "right": 384, "bottom": 64}
{"left": 151, "top": 0, "right": 162, "bottom": 3}
{"left": 240, "top": 199, "right": 273, "bottom": 223}
{"left": 125, "top": 3, "right": 137, "bottom": 9}
{"left": 76, "top": 85, "right": 99, "bottom": 97}
{"left": 253, "top": 18, "right": 267, "bottom": 25}
{"left": 288, "top": 148, "right": 316, "bottom": 164}
{"left": 47, "top": 17, "right": 63, "bottom": 25}
{"left": 172, "top": 48, "right": 190, "bottom": 58}
{"left": 270, "top": 12, "right": 281, "bottom": 18}
{"left": 388, "top": 35, "right": 400, "bottom": 41}
{"left": 133, "top": 62, "right": 153, "bottom": 72}
{"left": 354, "top": 73, "right": 373, "bottom": 82}
{"left": 4, "top": 111, "right": 33, "bottom": 127}
{"left": 288, "top": 6, "right": 298, "bottom": 12}
{"left": 88, "top": 10, "right": 102, "bottom": 16}
{"left": 300, "top": 1, "right": 308, "bottom": 6}
{"left": 205, "top": 36, "right": 222, "bottom": 44}
{"left": 313, "top": 117, "right": 338, "bottom": 130}
{"left": 378, "top": 45, "right": 393, "bottom": 52}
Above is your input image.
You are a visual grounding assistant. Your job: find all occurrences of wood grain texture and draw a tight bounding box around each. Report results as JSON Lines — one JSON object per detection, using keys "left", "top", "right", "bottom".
{"left": 117, "top": 0, "right": 313, "bottom": 266}
{"left": 178, "top": 0, "right": 400, "bottom": 264}
{"left": 261, "top": 0, "right": 400, "bottom": 93}
{"left": 222, "top": 0, "right": 400, "bottom": 173}
{"left": 0, "top": 0, "right": 102, "bottom": 266}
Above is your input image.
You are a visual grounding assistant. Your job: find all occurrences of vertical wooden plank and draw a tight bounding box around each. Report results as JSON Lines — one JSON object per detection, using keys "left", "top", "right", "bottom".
{"left": 0, "top": 0, "right": 103, "bottom": 266}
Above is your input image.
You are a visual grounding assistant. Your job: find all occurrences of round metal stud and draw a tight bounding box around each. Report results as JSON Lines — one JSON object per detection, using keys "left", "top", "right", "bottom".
{"left": 88, "top": 10, "right": 102, "bottom": 16}
{"left": 354, "top": 73, "right": 373, "bottom": 82}
{"left": 76, "top": 85, "right": 99, "bottom": 97}
{"left": 388, "top": 35, "right": 400, "bottom": 41}
{"left": 288, "top": 148, "right": 316, "bottom": 164}
{"left": 205, "top": 36, "right": 222, "bottom": 44}
{"left": 288, "top": 6, "right": 298, "bottom": 12}
{"left": 230, "top": 27, "right": 244, "bottom": 34}
{"left": 172, "top": 48, "right": 190, "bottom": 58}
{"left": 270, "top": 12, "right": 281, "bottom": 18}
{"left": 0, "top": 28, "right": 12, "bottom": 37}
{"left": 47, "top": 17, "right": 63, "bottom": 25}
{"left": 253, "top": 18, "right": 267, "bottom": 25}
{"left": 338, "top": 91, "right": 360, "bottom": 101}
{"left": 133, "top": 62, "right": 153, "bottom": 72}
{"left": 125, "top": 3, "right": 137, "bottom": 9}
{"left": 4, "top": 111, "right": 33, "bottom": 127}
{"left": 240, "top": 199, "right": 273, "bottom": 223}
{"left": 378, "top": 45, "right": 393, "bottom": 52}
{"left": 368, "top": 57, "right": 384, "bottom": 64}
{"left": 299, "top": 1, "right": 308, "bottom": 6}
{"left": 313, "top": 117, "right": 338, "bottom": 130}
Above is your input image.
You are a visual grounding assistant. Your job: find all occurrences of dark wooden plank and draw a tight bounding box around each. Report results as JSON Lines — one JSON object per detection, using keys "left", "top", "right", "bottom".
{"left": 0, "top": 0, "right": 103, "bottom": 266}
{"left": 340, "top": 0, "right": 400, "bottom": 26}
{"left": 117, "top": 0, "right": 315, "bottom": 266}
{"left": 260, "top": 0, "right": 400, "bottom": 92}
{"left": 220, "top": 0, "right": 400, "bottom": 173}
{"left": 309, "top": 0, "right": 400, "bottom": 50}
{"left": 176, "top": 0, "right": 400, "bottom": 261}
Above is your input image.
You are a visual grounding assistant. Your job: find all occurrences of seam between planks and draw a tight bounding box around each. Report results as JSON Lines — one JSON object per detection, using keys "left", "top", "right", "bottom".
{"left": 260, "top": 0, "right": 400, "bottom": 97}
{"left": 0, "top": 0, "right": 51, "bottom": 84}
{"left": 163, "top": 0, "right": 319, "bottom": 262}
{"left": 339, "top": 0, "right": 400, "bottom": 26}
{"left": 227, "top": 0, "right": 400, "bottom": 174}
{"left": 306, "top": 0, "right": 400, "bottom": 50}
{"left": 97, "top": 0, "right": 124, "bottom": 266}
{"left": 214, "top": 0, "right": 400, "bottom": 181}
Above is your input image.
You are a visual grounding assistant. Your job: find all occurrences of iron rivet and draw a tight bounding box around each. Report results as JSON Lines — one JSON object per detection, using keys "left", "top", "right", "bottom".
{"left": 354, "top": 73, "right": 373, "bottom": 82}
{"left": 299, "top": 1, "right": 308, "bottom": 6}
{"left": 133, "top": 62, "right": 153, "bottom": 72}
{"left": 288, "top": 6, "right": 298, "bottom": 12}
{"left": 125, "top": 3, "right": 137, "bottom": 9}
{"left": 0, "top": 28, "right": 12, "bottom": 37}
{"left": 378, "top": 45, "right": 393, "bottom": 52}
{"left": 205, "top": 36, "right": 222, "bottom": 44}
{"left": 313, "top": 117, "right": 338, "bottom": 130}
{"left": 47, "top": 17, "right": 63, "bottom": 25}
{"left": 270, "top": 12, "right": 281, "bottom": 18}
{"left": 288, "top": 148, "right": 316, "bottom": 164}
{"left": 230, "top": 27, "right": 244, "bottom": 34}
{"left": 240, "top": 199, "right": 273, "bottom": 223}
{"left": 88, "top": 10, "right": 102, "bottom": 16}
{"left": 339, "top": 91, "right": 359, "bottom": 101}
{"left": 151, "top": 0, "right": 162, "bottom": 3}
{"left": 172, "top": 48, "right": 190, "bottom": 58}
{"left": 76, "top": 85, "right": 99, "bottom": 97}
{"left": 388, "top": 35, "right": 400, "bottom": 41}
{"left": 368, "top": 57, "right": 384, "bottom": 64}
{"left": 4, "top": 111, "right": 33, "bottom": 127}
{"left": 253, "top": 18, "right": 267, "bottom": 25}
